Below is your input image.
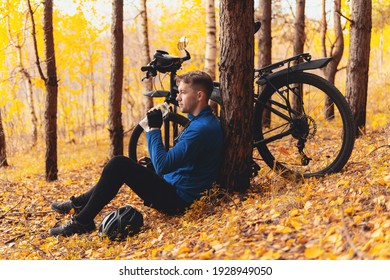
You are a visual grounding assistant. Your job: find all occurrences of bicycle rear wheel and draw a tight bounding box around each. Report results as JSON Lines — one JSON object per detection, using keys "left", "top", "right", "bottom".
{"left": 254, "top": 72, "right": 355, "bottom": 179}
{"left": 128, "top": 112, "right": 189, "bottom": 164}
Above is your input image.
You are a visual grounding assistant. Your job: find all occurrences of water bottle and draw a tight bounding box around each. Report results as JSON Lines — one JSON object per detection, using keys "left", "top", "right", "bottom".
{"left": 139, "top": 102, "right": 169, "bottom": 132}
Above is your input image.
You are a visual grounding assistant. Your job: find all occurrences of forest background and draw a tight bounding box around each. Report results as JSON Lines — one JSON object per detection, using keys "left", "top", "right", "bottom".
{"left": 0, "top": 0, "right": 389, "bottom": 260}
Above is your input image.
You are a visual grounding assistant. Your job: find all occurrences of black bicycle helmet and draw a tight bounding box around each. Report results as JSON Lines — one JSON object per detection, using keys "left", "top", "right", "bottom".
{"left": 98, "top": 205, "right": 143, "bottom": 241}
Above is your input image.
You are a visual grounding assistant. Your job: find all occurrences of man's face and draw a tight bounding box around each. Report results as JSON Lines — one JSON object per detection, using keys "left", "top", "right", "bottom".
{"left": 176, "top": 81, "right": 200, "bottom": 115}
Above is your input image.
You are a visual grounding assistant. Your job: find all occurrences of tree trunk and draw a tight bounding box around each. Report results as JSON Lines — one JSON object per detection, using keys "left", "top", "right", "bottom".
{"left": 323, "top": 0, "right": 344, "bottom": 119}
{"left": 292, "top": 0, "right": 305, "bottom": 114}
{"left": 139, "top": 0, "right": 153, "bottom": 114}
{"left": 293, "top": 0, "right": 305, "bottom": 56}
{"left": 321, "top": 0, "right": 327, "bottom": 58}
{"left": 258, "top": 0, "right": 272, "bottom": 127}
{"left": 345, "top": 0, "right": 372, "bottom": 137}
{"left": 0, "top": 110, "right": 8, "bottom": 167}
{"left": 218, "top": 0, "right": 254, "bottom": 192}
{"left": 22, "top": 69, "right": 39, "bottom": 146}
{"left": 108, "top": 0, "right": 124, "bottom": 157}
{"left": 88, "top": 51, "right": 98, "bottom": 144}
{"left": 43, "top": 0, "right": 58, "bottom": 181}
{"left": 205, "top": 0, "right": 218, "bottom": 115}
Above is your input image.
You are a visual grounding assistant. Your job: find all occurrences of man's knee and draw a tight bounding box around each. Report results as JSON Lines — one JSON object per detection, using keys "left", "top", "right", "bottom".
{"left": 104, "top": 155, "right": 135, "bottom": 173}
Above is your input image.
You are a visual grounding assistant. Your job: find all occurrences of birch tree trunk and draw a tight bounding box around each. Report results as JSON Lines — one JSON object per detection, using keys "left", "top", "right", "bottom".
{"left": 139, "top": 0, "right": 153, "bottom": 114}
{"left": 258, "top": 0, "right": 272, "bottom": 127}
{"left": 292, "top": 0, "right": 305, "bottom": 113}
{"left": 218, "top": 0, "right": 254, "bottom": 192}
{"left": 323, "top": 0, "right": 344, "bottom": 119}
{"left": 346, "top": 0, "right": 372, "bottom": 136}
{"left": 108, "top": 0, "right": 124, "bottom": 157}
{"left": 205, "top": 0, "right": 218, "bottom": 115}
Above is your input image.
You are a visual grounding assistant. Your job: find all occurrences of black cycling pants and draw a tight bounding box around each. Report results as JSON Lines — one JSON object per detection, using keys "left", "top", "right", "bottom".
{"left": 73, "top": 156, "right": 189, "bottom": 224}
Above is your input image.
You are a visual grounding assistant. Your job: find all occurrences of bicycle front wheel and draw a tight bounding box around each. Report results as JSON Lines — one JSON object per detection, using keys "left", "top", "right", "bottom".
{"left": 128, "top": 112, "right": 189, "bottom": 164}
{"left": 254, "top": 72, "right": 355, "bottom": 179}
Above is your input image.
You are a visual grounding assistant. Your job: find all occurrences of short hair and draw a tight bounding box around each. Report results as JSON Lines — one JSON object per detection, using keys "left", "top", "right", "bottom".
{"left": 175, "top": 71, "right": 214, "bottom": 99}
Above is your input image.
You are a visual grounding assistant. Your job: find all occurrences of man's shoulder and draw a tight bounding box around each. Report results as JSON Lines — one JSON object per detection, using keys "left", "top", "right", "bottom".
{"left": 194, "top": 113, "right": 220, "bottom": 129}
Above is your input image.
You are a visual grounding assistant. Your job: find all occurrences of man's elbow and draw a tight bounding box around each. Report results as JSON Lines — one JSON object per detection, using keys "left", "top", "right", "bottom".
{"left": 154, "top": 164, "right": 166, "bottom": 176}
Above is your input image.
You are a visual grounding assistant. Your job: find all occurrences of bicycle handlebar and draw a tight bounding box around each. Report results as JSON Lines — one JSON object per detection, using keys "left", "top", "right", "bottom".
{"left": 141, "top": 49, "right": 191, "bottom": 81}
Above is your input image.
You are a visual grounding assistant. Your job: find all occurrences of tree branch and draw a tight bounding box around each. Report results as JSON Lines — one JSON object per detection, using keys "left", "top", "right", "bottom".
{"left": 337, "top": 10, "right": 353, "bottom": 23}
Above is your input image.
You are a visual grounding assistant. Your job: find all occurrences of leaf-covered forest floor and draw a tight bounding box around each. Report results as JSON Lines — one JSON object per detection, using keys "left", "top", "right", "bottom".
{"left": 0, "top": 126, "right": 389, "bottom": 260}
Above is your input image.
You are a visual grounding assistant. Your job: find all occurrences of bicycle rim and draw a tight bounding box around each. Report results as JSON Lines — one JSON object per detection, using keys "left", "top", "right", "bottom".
{"left": 254, "top": 72, "right": 355, "bottom": 179}
{"left": 128, "top": 112, "right": 189, "bottom": 162}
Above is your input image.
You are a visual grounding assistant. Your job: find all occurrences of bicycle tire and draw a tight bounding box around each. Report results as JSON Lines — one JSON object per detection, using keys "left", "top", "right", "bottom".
{"left": 254, "top": 72, "right": 355, "bottom": 179}
{"left": 128, "top": 112, "right": 189, "bottom": 163}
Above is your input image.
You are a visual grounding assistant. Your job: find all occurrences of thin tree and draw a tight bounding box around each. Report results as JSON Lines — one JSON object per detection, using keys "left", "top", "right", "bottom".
{"left": 7, "top": 10, "right": 38, "bottom": 147}
{"left": 372, "top": 1, "right": 390, "bottom": 72}
{"left": 321, "top": 0, "right": 344, "bottom": 119}
{"left": 28, "top": 0, "right": 59, "bottom": 181}
{"left": 257, "top": 0, "right": 272, "bottom": 127}
{"left": 321, "top": 0, "right": 327, "bottom": 58}
{"left": 87, "top": 48, "right": 98, "bottom": 143}
{"left": 346, "top": 0, "right": 372, "bottom": 136}
{"left": 218, "top": 0, "right": 254, "bottom": 192}
{"left": 108, "top": 0, "right": 124, "bottom": 157}
{"left": 205, "top": 0, "right": 218, "bottom": 115}
{"left": 0, "top": 110, "right": 8, "bottom": 167}
{"left": 139, "top": 0, "right": 153, "bottom": 114}
{"left": 292, "top": 0, "right": 305, "bottom": 113}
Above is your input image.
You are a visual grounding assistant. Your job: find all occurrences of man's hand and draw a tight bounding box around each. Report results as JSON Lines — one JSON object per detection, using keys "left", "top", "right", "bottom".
{"left": 147, "top": 109, "right": 163, "bottom": 129}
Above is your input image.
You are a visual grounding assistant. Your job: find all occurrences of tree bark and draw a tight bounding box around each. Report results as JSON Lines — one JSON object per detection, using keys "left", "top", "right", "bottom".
{"left": 258, "top": 0, "right": 272, "bottom": 127}
{"left": 345, "top": 0, "right": 372, "bottom": 136}
{"left": 218, "top": 0, "right": 254, "bottom": 192}
{"left": 293, "top": 0, "right": 305, "bottom": 56}
{"left": 321, "top": 0, "right": 327, "bottom": 58}
{"left": 43, "top": 0, "right": 58, "bottom": 181}
{"left": 292, "top": 0, "right": 305, "bottom": 114}
{"left": 139, "top": 0, "right": 153, "bottom": 114}
{"left": 205, "top": 0, "right": 218, "bottom": 115}
{"left": 323, "top": 0, "right": 344, "bottom": 119}
{"left": 0, "top": 110, "right": 8, "bottom": 167}
{"left": 22, "top": 68, "right": 39, "bottom": 145}
{"left": 108, "top": 0, "right": 124, "bottom": 157}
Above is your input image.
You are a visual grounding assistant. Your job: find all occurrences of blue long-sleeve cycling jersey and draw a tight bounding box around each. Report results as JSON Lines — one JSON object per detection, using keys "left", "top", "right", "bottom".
{"left": 146, "top": 105, "right": 223, "bottom": 204}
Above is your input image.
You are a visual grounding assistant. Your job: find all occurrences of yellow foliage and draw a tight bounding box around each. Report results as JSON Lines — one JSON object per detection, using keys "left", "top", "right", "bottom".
{"left": 0, "top": 0, "right": 390, "bottom": 262}
{"left": 304, "top": 245, "right": 324, "bottom": 259}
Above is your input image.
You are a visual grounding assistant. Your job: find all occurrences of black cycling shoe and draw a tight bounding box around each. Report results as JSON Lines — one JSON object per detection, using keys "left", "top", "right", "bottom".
{"left": 51, "top": 196, "right": 84, "bottom": 214}
{"left": 49, "top": 216, "right": 96, "bottom": 237}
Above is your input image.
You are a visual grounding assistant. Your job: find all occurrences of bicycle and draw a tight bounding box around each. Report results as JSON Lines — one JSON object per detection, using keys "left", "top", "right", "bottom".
{"left": 128, "top": 38, "right": 355, "bottom": 180}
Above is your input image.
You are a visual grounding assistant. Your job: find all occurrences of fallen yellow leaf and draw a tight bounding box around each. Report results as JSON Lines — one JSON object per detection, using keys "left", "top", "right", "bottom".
{"left": 305, "top": 245, "right": 324, "bottom": 259}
